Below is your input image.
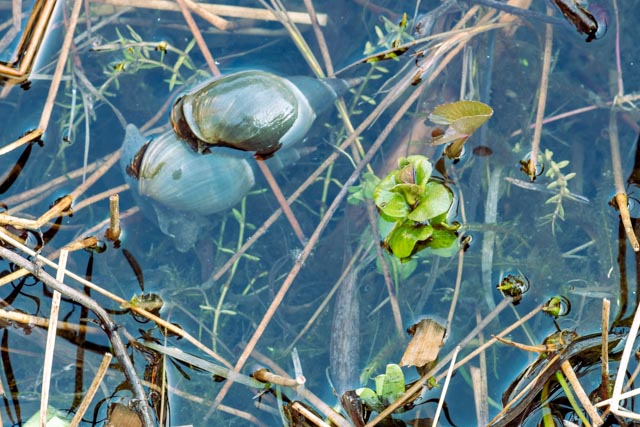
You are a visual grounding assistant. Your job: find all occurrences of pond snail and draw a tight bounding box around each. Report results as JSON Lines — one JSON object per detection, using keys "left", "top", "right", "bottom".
{"left": 170, "top": 70, "right": 350, "bottom": 157}
{"left": 120, "top": 124, "right": 302, "bottom": 252}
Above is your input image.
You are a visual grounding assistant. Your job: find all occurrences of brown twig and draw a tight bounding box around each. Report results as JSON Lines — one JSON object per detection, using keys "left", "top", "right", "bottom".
{"left": 104, "top": 194, "right": 121, "bottom": 242}
{"left": 255, "top": 158, "right": 306, "bottom": 245}
{"left": 175, "top": 0, "right": 220, "bottom": 77}
{"left": 527, "top": 5, "right": 553, "bottom": 181}
{"left": 365, "top": 202, "right": 403, "bottom": 336}
{"left": 40, "top": 249, "right": 67, "bottom": 426}
{"left": 69, "top": 352, "right": 114, "bottom": 427}
{"left": 602, "top": 298, "right": 610, "bottom": 399}
{"left": 303, "top": 0, "right": 334, "bottom": 76}
{"left": 93, "top": 0, "right": 327, "bottom": 25}
{"left": 560, "top": 360, "right": 604, "bottom": 425}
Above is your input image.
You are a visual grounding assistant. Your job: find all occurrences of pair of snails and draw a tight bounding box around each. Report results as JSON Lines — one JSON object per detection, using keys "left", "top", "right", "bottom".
{"left": 121, "top": 71, "right": 350, "bottom": 251}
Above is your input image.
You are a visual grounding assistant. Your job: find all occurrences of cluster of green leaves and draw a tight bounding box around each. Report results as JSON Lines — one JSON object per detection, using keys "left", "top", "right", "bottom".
{"left": 348, "top": 156, "right": 460, "bottom": 262}
{"left": 103, "top": 25, "right": 209, "bottom": 91}
{"left": 538, "top": 149, "right": 581, "bottom": 233}
{"left": 374, "top": 156, "right": 459, "bottom": 261}
{"left": 356, "top": 364, "right": 407, "bottom": 414}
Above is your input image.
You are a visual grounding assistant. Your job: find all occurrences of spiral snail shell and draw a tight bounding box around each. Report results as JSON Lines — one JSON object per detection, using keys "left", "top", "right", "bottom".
{"left": 170, "top": 70, "right": 349, "bottom": 157}
{"left": 121, "top": 124, "right": 300, "bottom": 252}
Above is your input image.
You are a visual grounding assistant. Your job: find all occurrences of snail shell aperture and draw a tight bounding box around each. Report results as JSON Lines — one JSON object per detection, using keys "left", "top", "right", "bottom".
{"left": 121, "top": 124, "right": 300, "bottom": 252}
{"left": 170, "top": 70, "right": 349, "bottom": 157}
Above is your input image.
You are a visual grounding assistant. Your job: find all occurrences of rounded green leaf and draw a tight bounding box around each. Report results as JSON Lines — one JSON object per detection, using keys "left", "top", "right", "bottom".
{"left": 407, "top": 182, "right": 453, "bottom": 222}
{"left": 400, "top": 155, "right": 433, "bottom": 186}
{"left": 429, "top": 100, "right": 493, "bottom": 133}
{"left": 386, "top": 222, "right": 433, "bottom": 259}
{"left": 380, "top": 364, "right": 405, "bottom": 406}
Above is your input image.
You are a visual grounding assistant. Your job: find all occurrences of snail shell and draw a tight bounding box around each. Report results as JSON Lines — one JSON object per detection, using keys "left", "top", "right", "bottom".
{"left": 170, "top": 70, "right": 349, "bottom": 157}
{"left": 121, "top": 124, "right": 300, "bottom": 252}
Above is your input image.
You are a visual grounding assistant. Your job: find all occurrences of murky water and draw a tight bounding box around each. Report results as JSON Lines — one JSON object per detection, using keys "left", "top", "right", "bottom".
{"left": 1, "top": 0, "right": 640, "bottom": 425}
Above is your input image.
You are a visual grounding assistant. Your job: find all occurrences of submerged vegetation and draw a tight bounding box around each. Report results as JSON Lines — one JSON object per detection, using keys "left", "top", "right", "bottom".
{"left": 1, "top": 0, "right": 640, "bottom": 426}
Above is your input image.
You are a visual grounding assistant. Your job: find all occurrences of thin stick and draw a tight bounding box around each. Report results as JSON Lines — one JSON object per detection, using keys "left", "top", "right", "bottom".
{"left": 527, "top": 5, "right": 553, "bottom": 181}
{"left": 446, "top": 244, "right": 465, "bottom": 330}
{"left": 105, "top": 194, "right": 121, "bottom": 242}
{"left": 610, "top": 113, "right": 639, "bottom": 251}
{"left": 69, "top": 352, "right": 114, "bottom": 427}
{"left": 303, "top": 0, "right": 333, "bottom": 76}
{"left": 560, "top": 360, "right": 604, "bottom": 425}
{"left": 93, "top": 0, "right": 327, "bottom": 25}
{"left": 433, "top": 345, "right": 461, "bottom": 427}
{"left": 38, "top": 0, "right": 83, "bottom": 134}
{"left": 175, "top": 0, "right": 220, "bottom": 77}
{"left": 291, "top": 402, "right": 330, "bottom": 427}
{"left": 0, "top": 128, "right": 43, "bottom": 156}
{"left": 252, "top": 368, "right": 304, "bottom": 388}
{"left": 0, "top": 308, "right": 102, "bottom": 334}
{"left": 602, "top": 298, "right": 610, "bottom": 399}
{"left": 40, "top": 249, "right": 68, "bottom": 427}
{"left": 366, "top": 202, "right": 403, "bottom": 336}
{"left": 256, "top": 159, "right": 306, "bottom": 245}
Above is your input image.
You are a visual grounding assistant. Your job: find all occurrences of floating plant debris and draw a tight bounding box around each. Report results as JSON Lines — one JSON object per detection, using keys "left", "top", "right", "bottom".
{"left": 550, "top": 0, "right": 607, "bottom": 42}
{"left": 428, "top": 100, "right": 493, "bottom": 160}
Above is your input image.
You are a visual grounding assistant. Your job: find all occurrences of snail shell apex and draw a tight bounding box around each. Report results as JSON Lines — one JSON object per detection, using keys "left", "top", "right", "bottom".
{"left": 171, "top": 70, "right": 347, "bottom": 157}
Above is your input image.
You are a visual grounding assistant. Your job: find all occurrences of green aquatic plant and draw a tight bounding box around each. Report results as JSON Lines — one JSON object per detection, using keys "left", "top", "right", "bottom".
{"left": 538, "top": 149, "right": 580, "bottom": 233}
{"left": 373, "top": 155, "right": 460, "bottom": 261}
{"left": 102, "top": 25, "right": 208, "bottom": 90}
{"left": 356, "top": 363, "right": 407, "bottom": 414}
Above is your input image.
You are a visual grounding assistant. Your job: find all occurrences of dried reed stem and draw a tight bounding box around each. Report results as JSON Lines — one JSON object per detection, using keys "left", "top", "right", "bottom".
{"left": 93, "top": 0, "right": 326, "bottom": 25}
{"left": 105, "top": 194, "right": 121, "bottom": 242}
{"left": 69, "top": 352, "right": 113, "bottom": 427}
{"left": 38, "top": 0, "right": 83, "bottom": 136}
{"left": 560, "top": 360, "right": 604, "bottom": 425}
{"left": 527, "top": 5, "right": 553, "bottom": 181}
{"left": 291, "top": 402, "right": 330, "bottom": 427}
{"left": 610, "top": 135, "right": 639, "bottom": 250}
{"left": 446, "top": 244, "right": 465, "bottom": 330}
{"left": 175, "top": 0, "right": 220, "bottom": 77}
{"left": 366, "top": 202, "right": 403, "bottom": 336}
{"left": 433, "top": 345, "right": 461, "bottom": 427}
{"left": 256, "top": 158, "right": 307, "bottom": 245}
{"left": 40, "top": 249, "right": 68, "bottom": 427}
{"left": 252, "top": 368, "right": 304, "bottom": 388}
{"left": 602, "top": 298, "right": 610, "bottom": 399}
{"left": 0, "top": 308, "right": 101, "bottom": 334}
{"left": 303, "top": 0, "right": 333, "bottom": 76}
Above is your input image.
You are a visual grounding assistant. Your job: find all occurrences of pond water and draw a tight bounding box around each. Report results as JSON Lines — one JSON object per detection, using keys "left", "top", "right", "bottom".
{"left": 1, "top": 0, "right": 640, "bottom": 426}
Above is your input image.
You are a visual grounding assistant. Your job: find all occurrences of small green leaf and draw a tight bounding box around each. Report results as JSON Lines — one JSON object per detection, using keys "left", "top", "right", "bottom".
{"left": 407, "top": 182, "right": 453, "bottom": 222}
{"left": 380, "top": 364, "right": 405, "bottom": 406}
{"left": 386, "top": 222, "right": 433, "bottom": 259}
{"left": 356, "top": 387, "right": 384, "bottom": 413}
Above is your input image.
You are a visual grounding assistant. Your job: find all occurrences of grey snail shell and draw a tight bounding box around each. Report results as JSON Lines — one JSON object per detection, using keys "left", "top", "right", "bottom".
{"left": 121, "top": 124, "right": 300, "bottom": 252}
{"left": 170, "top": 70, "right": 349, "bottom": 157}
